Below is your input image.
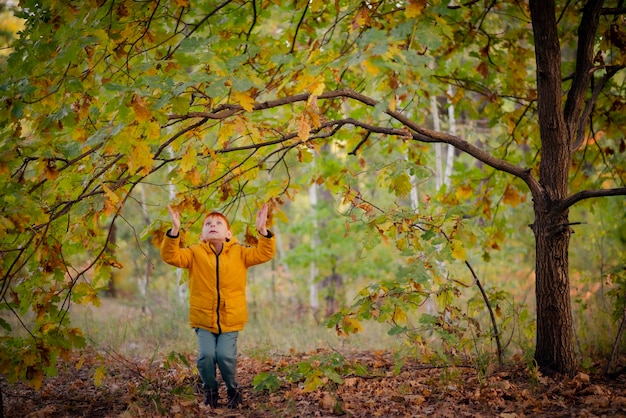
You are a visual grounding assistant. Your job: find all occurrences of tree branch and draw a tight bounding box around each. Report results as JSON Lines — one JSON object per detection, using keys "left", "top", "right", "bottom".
{"left": 573, "top": 65, "right": 624, "bottom": 150}
{"left": 168, "top": 88, "right": 543, "bottom": 197}
{"left": 563, "top": 0, "right": 603, "bottom": 146}
{"left": 601, "top": 7, "right": 626, "bottom": 15}
{"left": 554, "top": 187, "right": 626, "bottom": 213}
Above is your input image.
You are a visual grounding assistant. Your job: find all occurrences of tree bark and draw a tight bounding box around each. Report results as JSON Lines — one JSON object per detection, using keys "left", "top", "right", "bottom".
{"left": 529, "top": 0, "right": 577, "bottom": 376}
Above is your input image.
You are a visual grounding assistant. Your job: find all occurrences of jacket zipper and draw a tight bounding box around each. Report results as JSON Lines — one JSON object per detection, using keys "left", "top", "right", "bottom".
{"left": 214, "top": 250, "right": 222, "bottom": 334}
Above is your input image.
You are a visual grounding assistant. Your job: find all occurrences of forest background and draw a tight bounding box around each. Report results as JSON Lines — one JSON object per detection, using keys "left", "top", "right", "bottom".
{"left": 1, "top": 0, "right": 626, "bottom": 416}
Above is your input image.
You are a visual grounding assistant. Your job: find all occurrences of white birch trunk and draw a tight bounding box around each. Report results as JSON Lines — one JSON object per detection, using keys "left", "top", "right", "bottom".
{"left": 431, "top": 96, "right": 444, "bottom": 190}
{"left": 137, "top": 184, "right": 150, "bottom": 298}
{"left": 166, "top": 158, "right": 186, "bottom": 303}
{"left": 308, "top": 181, "right": 319, "bottom": 311}
{"left": 443, "top": 85, "right": 456, "bottom": 187}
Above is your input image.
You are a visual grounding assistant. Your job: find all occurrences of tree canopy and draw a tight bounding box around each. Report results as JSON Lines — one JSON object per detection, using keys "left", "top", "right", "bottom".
{"left": 1, "top": 0, "right": 626, "bottom": 388}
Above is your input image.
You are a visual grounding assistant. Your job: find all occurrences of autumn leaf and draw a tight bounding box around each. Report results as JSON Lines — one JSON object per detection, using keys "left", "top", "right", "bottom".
{"left": 341, "top": 316, "right": 363, "bottom": 335}
{"left": 101, "top": 184, "right": 120, "bottom": 205}
{"left": 306, "top": 79, "right": 325, "bottom": 96}
{"left": 390, "top": 173, "right": 413, "bottom": 198}
{"left": 185, "top": 166, "right": 201, "bottom": 186}
{"left": 298, "top": 114, "right": 311, "bottom": 141}
{"left": 180, "top": 145, "right": 197, "bottom": 172}
{"left": 93, "top": 364, "right": 106, "bottom": 387}
{"left": 128, "top": 141, "right": 153, "bottom": 175}
{"left": 218, "top": 122, "right": 235, "bottom": 148}
{"left": 392, "top": 308, "right": 407, "bottom": 324}
{"left": 456, "top": 184, "right": 474, "bottom": 200}
{"left": 450, "top": 239, "right": 466, "bottom": 261}
{"left": 232, "top": 90, "right": 255, "bottom": 112}
{"left": 44, "top": 160, "right": 59, "bottom": 181}
{"left": 406, "top": 0, "right": 427, "bottom": 18}
{"left": 131, "top": 94, "right": 152, "bottom": 122}
{"left": 309, "top": 0, "right": 324, "bottom": 13}
{"left": 352, "top": 5, "right": 370, "bottom": 30}
{"left": 363, "top": 59, "right": 379, "bottom": 76}
{"left": 503, "top": 184, "right": 526, "bottom": 207}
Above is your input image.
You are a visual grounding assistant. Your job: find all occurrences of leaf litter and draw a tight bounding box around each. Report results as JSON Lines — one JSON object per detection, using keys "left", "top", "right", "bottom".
{"left": 2, "top": 348, "right": 626, "bottom": 417}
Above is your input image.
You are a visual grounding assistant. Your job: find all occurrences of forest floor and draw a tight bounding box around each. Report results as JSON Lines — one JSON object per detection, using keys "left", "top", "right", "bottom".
{"left": 3, "top": 347, "right": 626, "bottom": 418}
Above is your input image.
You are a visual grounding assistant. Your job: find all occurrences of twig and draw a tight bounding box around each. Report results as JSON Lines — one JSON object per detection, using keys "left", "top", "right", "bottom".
{"left": 605, "top": 306, "right": 626, "bottom": 376}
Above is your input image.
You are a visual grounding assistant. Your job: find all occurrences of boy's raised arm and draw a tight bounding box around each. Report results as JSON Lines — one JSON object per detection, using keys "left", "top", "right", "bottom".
{"left": 167, "top": 205, "right": 181, "bottom": 236}
{"left": 256, "top": 203, "right": 269, "bottom": 236}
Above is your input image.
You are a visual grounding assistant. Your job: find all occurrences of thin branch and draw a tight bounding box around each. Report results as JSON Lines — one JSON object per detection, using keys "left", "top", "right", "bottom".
{"left": 290, "top": 0, "right": 309, "bottom": 54}
{"left": 160, "top": 0, "right": 234, "bottom": 61}
{"left": 464, "top": 258, "right": 503, "bottom": 369}
{"left": 573, "top": 65, "right": 625, "bottom": 150}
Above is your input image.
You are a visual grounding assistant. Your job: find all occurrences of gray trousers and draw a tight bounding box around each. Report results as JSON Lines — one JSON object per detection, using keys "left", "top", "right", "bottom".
{"left": 195, "top": 328, "right": 238, "bottom": 392}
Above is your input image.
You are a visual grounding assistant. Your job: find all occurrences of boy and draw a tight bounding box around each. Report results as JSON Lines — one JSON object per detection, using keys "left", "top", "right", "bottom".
{"left": 160, "top": 204, "right": 275, "bottom": 409}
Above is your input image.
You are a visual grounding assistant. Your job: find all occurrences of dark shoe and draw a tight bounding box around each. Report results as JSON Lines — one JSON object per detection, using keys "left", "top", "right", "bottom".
{"left": 226, "top": 388, "right": 242, "bottom": 409}
{"left": 204, "top": 388, "right": 219, "bottom": 408}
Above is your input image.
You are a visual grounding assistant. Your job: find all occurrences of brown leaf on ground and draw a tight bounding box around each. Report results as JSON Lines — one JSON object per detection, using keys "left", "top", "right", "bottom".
{"left": 3, "top": 348, "right": 626, "bottom": 417}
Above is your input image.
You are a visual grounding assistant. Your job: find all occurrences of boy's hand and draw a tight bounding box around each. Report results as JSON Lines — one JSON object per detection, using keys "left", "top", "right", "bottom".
{"left": 256, "top": 203, "right": 269, "bottom": 236}
{"left": 167, "top": 206, "right": 181, "bottom": 236}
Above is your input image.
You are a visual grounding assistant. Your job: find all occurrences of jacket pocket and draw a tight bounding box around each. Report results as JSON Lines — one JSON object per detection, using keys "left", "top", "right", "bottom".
{"left": 222, "top": 298, "right": 247, "bottom": 328}
{"left": 190, "top": 293, "right": 215, "bottom": 329}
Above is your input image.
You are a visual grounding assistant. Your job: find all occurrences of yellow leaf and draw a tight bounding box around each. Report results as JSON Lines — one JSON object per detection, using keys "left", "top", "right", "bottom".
{"left": 75, "top": 355, "right": 85, "bottom": 370}
{"left": 392, "top": 308, "right": 407, "bottom": 324}
{"left": 128, "top": 141, "right": 153, "bottom": 175}
{"left": 450, "top": 239, "right": 466, "bottom": 261}
{"left": 146, "top": 120, "right": 161, "bottom": 139}
{"left": 102, "top": 184, "right": 120, "bottom": 205}
{"left": 94, "top": 364, "right": 106, "bottom": 387}
{"left": 232, "top": 90, "right": 255, "bottom": 112}
{"left": 180, "top": 145, "right": 197, "bottom": 172}
{"left": 306, "top": 79, "right": 325, "bottom": 96}
{"left": 391, "top": 173, "right": 413, "bottom": 197}
{"left": 342, "top": 316, "right": 363, "bottom": 334}
{"left": 72, "top": 126, "right": 89, "bottom": 142}
{"left": 218, "top": 122, "right": 235, "bottom": 148}
{"left": 184, "top": 166, "right": 201, "bottom": 186}
{"left": 406, "top": 0, "right": 427, "bottom": 18}
{"left": 503, "top": 184, "right": 525, "bottom": 207}
{"left": 310, "top": 0, "right": 324, "bottom": 12}
{"left": 362, "top": 59, "right": 379, "bottom": 76}
{"left": 297, "top": 114, "right": 311, "bottom": 141}
{"left": 456, "top": 184, "right": 474, "bottom": 199}
{"left": 389, "top": 96, "right": 397, "bottom": 112}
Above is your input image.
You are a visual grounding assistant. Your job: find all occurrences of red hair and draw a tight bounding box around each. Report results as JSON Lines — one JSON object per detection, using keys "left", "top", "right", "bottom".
{"left": 203, "top": 212, "right": 231, "bottom": 229}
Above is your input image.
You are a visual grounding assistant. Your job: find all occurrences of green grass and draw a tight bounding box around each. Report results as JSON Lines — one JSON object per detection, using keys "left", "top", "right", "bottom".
{"left": 69, "top": 290, "right": 402, "bottom": 359}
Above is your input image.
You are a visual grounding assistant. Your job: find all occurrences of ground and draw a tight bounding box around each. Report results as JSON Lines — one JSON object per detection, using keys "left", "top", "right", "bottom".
{"left": 3, "top": 348, "right": 626, "bottom": 417}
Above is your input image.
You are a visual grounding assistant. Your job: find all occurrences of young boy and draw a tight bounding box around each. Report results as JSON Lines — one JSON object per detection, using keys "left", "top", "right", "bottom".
{"left": 160, "top": 204, "right": 275, "bottom": 409}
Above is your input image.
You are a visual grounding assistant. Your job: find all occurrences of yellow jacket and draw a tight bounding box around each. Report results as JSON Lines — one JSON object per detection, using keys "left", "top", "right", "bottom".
{"left": 160, "top": 231, "right": 275, "bottom": 333}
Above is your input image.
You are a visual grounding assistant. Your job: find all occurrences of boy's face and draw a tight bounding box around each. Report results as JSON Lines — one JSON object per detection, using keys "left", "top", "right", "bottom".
{"left": 201, "top": 215, "right": 232, "bottom": 243}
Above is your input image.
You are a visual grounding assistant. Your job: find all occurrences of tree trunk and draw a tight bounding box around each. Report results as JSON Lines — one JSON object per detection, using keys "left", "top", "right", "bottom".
{"left": 533, "top": 204, "right": 576, "bottom": 376}
{"left": 530, "top": 0, "right": 577, "bottom": 377}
